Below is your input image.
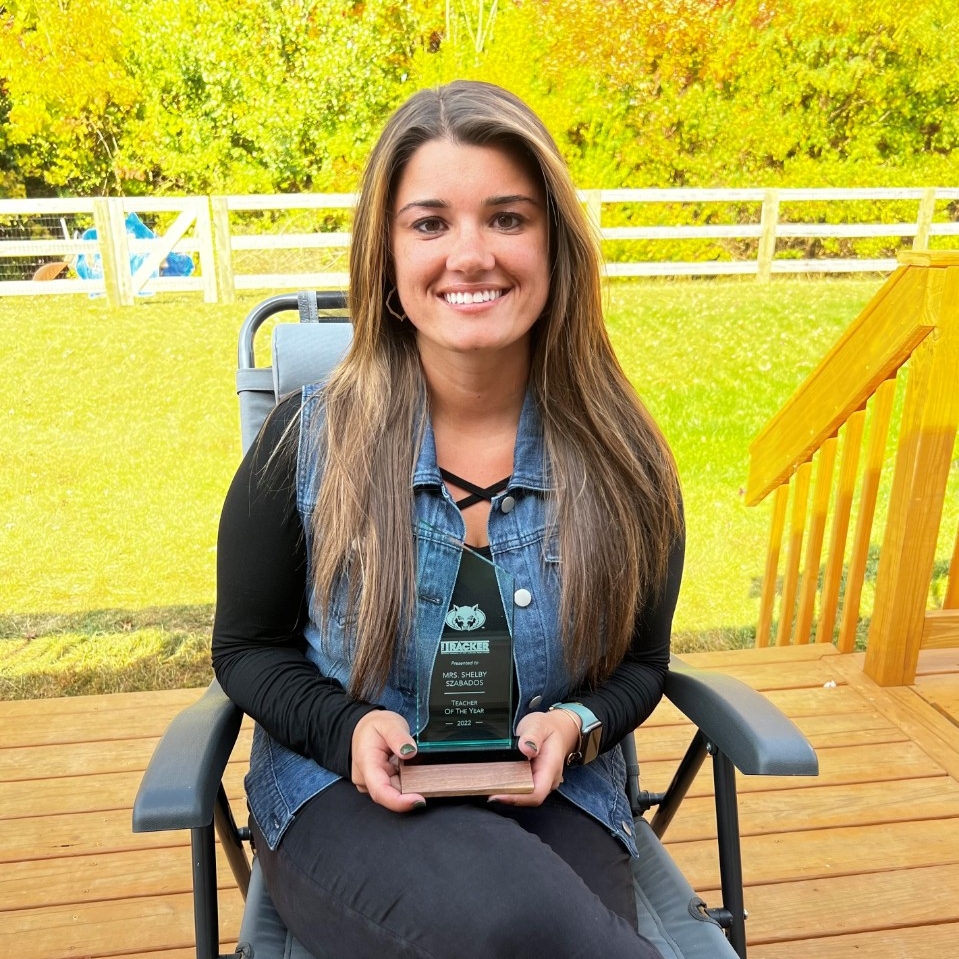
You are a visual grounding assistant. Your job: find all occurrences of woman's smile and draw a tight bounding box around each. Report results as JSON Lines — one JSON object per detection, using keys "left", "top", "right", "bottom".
{"left": 442, "top": 288, "right": 507, "bottom": 306}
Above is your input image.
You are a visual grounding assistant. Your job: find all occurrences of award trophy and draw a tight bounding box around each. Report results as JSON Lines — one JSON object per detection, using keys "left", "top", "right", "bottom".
{"left": 399, "top": 545, "right": 534, "bottom": 798}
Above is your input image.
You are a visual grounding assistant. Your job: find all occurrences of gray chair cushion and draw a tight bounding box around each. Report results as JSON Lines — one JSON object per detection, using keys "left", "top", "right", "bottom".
{"left": 237, "top": 858, "right": 315, "bottom": 959}
{"left": 235, "top": 322, "right": 353, "bottom": 456}
{"left": 236, "top": 367, "right": 277, "bottom": 455}
{"left": 632, "top": 817, "right": 737, "bottom": 959}
{"left": 272, "top": 322, "right": 353, "bottom": 400}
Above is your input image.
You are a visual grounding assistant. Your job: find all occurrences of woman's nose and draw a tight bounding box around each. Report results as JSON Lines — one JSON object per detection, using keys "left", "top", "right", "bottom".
{"left": 446, "top": 226, "right": 495, "bottom": 274}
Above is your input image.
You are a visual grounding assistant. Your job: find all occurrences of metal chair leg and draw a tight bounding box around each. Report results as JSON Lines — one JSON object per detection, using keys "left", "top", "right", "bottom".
{"left": 712, "top": 748, "right": 747, "bottom": 959}
{"left": 191, "top": 824, "right": 220, "bottom": 959}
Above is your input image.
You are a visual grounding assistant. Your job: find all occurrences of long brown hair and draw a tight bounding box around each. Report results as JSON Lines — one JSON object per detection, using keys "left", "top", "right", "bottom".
{"left": 307, "top": 81, "right": 682, "bottom": 700}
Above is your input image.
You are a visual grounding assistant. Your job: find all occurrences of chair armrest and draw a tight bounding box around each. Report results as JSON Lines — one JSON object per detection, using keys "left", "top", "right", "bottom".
{"left": 132, "top": 681, "right": 244, "bottom": 833}
{"left": 664, "top": 656, "right": 819, "bottom": 777}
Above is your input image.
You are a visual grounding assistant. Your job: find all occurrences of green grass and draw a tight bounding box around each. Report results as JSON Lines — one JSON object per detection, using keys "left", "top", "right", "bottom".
{"left": 0, "top": 607, "right": 215, "bottom": 698}
{"left": 0, "top": 278, "right": 891, "bottom": 698}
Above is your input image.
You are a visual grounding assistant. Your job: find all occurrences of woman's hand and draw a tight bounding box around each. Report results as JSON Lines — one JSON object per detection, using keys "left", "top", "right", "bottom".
{"left": 488, "top": 709, "right": 582, "bottom": 807}
{"left": 350, "top": 710, "right": 425, "bottom": 812}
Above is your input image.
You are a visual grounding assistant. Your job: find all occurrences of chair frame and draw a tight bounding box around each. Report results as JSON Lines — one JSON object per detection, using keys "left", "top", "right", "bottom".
{"left": 133, "top": 292, "right": 819, "bottom": 959}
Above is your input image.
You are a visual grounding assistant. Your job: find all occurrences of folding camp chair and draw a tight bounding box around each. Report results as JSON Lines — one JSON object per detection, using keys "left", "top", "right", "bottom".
{"left": 133, "top": 291, "right": 819, "bottom": 959}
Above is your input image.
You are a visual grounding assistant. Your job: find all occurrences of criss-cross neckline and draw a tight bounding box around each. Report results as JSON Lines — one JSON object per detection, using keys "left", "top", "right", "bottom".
{"left": 439, "top": 468, "right": 511, "bottom": 510}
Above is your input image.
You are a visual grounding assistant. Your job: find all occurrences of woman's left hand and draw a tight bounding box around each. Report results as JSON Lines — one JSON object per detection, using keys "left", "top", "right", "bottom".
{"left": 487, "top": 708, "right": 582, "bottom": 806}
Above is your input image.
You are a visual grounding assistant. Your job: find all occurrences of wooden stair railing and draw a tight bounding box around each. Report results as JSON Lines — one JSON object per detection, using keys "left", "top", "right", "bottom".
{"left": 746, "top": 251, "right": 959, "bottom": 686}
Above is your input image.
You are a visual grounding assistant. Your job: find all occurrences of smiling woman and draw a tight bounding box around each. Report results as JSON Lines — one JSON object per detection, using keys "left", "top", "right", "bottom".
{"left": 390, "top": 138, "right": 552, "bottom": 539}
{"left": 211, "top": 80, "right": 684, "bottom": 959}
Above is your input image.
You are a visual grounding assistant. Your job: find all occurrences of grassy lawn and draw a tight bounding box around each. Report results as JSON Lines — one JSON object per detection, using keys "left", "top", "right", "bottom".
{"left": 0, "top": 277, "right": 889, "bottom": 698}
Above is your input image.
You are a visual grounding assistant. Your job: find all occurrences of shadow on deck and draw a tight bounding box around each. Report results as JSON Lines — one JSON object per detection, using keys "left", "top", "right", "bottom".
{"left": 2, "top": 644, "right": 958, "bottom": 958}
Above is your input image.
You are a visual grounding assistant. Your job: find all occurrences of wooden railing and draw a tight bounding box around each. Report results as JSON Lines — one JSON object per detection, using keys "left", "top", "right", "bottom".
{"left": 746, "top": 251, "right": 959, "bottom": 686}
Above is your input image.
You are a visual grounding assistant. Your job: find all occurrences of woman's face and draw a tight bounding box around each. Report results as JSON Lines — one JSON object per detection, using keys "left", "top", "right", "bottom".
{"left": 390, "top": 138, "right": 550, "bottom": 369}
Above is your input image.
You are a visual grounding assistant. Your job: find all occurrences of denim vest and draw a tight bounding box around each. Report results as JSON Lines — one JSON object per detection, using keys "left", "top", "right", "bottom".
{"left": 245, "top": 387, "right": 639, "bottom": 855}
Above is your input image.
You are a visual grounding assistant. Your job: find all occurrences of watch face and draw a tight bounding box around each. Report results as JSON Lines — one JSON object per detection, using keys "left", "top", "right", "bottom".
{"left": 551, "top": 703, "right": 602, "bottom": 765}
{"left": 581, "top": 725, "right": 601, "bottom": 764}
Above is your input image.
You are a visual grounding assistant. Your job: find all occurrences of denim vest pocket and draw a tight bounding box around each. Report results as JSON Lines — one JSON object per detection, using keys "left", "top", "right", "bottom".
{"left": 330, "top": 567, "right": 357, "bottom": 628}
{"left": 559, "top": 746, "right": 639, "bottom": 857}
{"left": 245, "top": 725, "right": 340, "bottom": 850}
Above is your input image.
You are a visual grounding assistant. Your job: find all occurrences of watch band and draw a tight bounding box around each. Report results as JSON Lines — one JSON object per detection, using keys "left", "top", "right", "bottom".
{"left": 549, "top": 702, "right": 602, "bottom": 765}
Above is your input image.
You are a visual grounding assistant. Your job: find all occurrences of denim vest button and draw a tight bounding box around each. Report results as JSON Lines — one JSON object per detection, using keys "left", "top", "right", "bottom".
{"left": 528, "top": 695, "right": 543, "bottom": 709}
{"left": 514, "top": 588, "right": 532, "bottom": 607}
{"left": 500, "top": 495, "right": 516, "bottom": 513}
{"left": 622, "top": 820, "right": 633, "bottom": 836}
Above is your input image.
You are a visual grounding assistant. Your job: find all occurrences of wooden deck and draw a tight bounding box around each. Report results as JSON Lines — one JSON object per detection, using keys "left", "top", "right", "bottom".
{"left": 3, "top": 644, "right": 959, "bottom": 959}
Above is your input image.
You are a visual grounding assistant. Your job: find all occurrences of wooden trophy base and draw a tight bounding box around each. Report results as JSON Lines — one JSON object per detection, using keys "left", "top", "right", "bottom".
{"left": 398, "top": 758, "right": 534, "bottom": 798}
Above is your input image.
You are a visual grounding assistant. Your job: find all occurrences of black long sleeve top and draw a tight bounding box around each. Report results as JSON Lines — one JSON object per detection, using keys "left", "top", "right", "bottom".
{"left": 212, "top": 394, "right": 684, "bottom": 780}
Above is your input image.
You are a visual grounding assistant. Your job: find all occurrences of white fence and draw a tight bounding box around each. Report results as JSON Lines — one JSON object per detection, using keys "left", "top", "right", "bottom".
{"left": 2, "top": 187, "right": 958, "bottom": 307}
{"left": 0, "top": 197, "right": 217, "bottom": 303}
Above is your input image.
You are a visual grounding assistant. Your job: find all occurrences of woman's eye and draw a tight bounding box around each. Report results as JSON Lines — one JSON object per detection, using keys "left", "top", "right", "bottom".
{"left": 413, "top": 217, "right": 446, "bottom": 234}
{"left": 493, "top": 212, "right": 522, "bottom": 230}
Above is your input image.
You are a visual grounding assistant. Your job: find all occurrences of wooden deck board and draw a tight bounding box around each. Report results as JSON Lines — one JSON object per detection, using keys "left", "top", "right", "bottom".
{"left": 1, "top": 646, "right": 957, "bottom": 959}
{"left": 669, "top": 816, "right": 959, "bottom": 890}
{"left": 655, "top": 776, "right": 959, "bottom": 844}
{"left": 3, "top": 846, "right": 244, "bottom": 912}
{"left": 0, "top": 764, "right": 248, "bottom": 820}
{"left": 913, "top": 673, "right": 959, "bottom": 725}
{"left": 638, "top": 709, "right": 907, "bottom": 760}
{"left": 639, "top": 739, "right": 948, "bottom": 798}
{"left": 646, "top": 683, "right": 873, "bottom": 727}
{"left": 2, "top": 891, "right": 245, "bottom": 959}
{"left": 740, "top": 863, "right": 959, "bottom": 943}
{"left": 750, "top": 921, "right": 959, "bottom": 959}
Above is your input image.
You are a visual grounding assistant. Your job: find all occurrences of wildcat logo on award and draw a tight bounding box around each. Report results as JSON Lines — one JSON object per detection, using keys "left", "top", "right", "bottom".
{"left": 444, "top": 603, "right": 487, "bottom": 632}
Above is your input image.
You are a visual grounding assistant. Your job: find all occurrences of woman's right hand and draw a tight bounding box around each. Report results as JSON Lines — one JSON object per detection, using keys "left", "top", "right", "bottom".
{"left": 350, "top": 710, "right": 426, "bottom": 812}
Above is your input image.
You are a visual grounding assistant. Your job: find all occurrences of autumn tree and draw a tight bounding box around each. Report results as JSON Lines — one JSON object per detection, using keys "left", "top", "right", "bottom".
{"left": 0, "top": 0, "right": 435, "bottom": 195}
{"left": 0, "top": 77, "right": 22, "bottom": 197}
{"left": 0, "top": 0, "right": 142, "bottom": 194}
{"left": 707, "top": 0, "right": 959, "bottom": 186}
{"left": 120, "top": 0, "right": 433, "bottom": 194}
{"left": 1, "top": 0, "right": 958, "bottom": 196}
{"left": 417, "top": 0, "right": 959, "bottom": 188}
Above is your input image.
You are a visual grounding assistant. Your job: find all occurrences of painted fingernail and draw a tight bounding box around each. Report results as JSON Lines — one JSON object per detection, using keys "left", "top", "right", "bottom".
{"left": 524, "top": 740, "right": 539, "bottom": 753}
{"left": 412, "top": 800, "right": 427, "bottom": 810}
{"left": 400, "top": 743, "right": 416, "bottom": 756}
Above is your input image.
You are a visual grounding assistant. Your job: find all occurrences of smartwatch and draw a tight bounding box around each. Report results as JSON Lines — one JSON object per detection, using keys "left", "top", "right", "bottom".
{"left": 549, "top": 702, "right": 602, "bottom": 765}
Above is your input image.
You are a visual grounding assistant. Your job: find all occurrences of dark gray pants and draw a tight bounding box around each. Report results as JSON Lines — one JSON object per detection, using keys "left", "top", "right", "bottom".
{"left": 252, "top": 782, "right": 663, "bottom": 959}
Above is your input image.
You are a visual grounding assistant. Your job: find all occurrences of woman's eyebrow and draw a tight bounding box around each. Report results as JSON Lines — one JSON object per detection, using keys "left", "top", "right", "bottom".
{"left": 485, "top": 193, "right": 540, "bottom": 207}
{"left": 394, "top": 198, "right": 448, "bottom": 217}
{"left": 395, "top": 194, "right": 541, "bottom": 218}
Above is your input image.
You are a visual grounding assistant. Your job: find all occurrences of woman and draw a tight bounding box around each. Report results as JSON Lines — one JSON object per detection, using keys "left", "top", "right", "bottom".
{"left": 213, "top": 80, "right": 684, "bottom": 959}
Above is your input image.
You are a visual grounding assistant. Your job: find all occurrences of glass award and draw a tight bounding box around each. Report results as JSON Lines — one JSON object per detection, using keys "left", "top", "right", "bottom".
{"left": 399, "top": 545, "right": 534, "bottom": 797}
